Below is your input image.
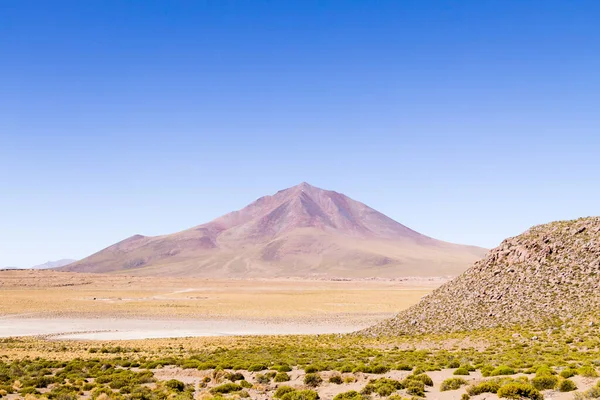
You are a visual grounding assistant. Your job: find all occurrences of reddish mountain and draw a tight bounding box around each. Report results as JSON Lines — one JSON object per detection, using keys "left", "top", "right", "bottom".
{"left": 61, "top": 183, "right": 486, "bottom": 278}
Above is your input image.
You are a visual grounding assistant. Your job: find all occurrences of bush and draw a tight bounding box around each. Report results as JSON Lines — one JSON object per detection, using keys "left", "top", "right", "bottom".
{"left": 370, "top": 365, "right": 389, "bottom": 374}
{"left": 280, "top": 390, "right": 319, "bottom": 400}
{"left": 491, "top": 366, "right": 516, "bottom": 376}
{"left": 454, "top": 367, "right": 470, "bottom": 376}
{"left": 461, "top": 395, "right": 470, "bottom": 400}
{"left": 440, "top": 378, "right": 468, "bottom": 391}
{"left": 274, "top": 386, "right": 296, "bottom": 398}
{"left": 531, "top": 375, "right": 558, "bottom": 390}
{"left": 164, "top": 379, "right": 185, "bottom": 392}
{"left": 210, "top": 383, "right": 242, "bottom": 394}
{"left": 247, "top": 364, "right": 268, "bottom": 372}
{"left": 228, "top": 372, "right": 245, "bottom": 382}
{"left": 275, "top": 372, "right": 291, "bottom": 382}
{"left": 304, "top": 373, "right": 323, "bottom": 388}
{"left": 448, "top": 360, "right": 460, "bottom": 369}
{"left": 558, "top": 379, "right": 577, "bottom": 392}
{"left": 497, "top": 383, "right": 542, "bottom": 400}
{"left": 376, "top": 383, "right": 396, "bottom": 396}
{"left": 304, "top": 365, "right": 319, "bottom": 373}
{"left": 467, "top": 381, "right": 501, "bottom": 396}
{"left": 328, "top": 374, "right": 343, "bottom": 384}
{"left": 240, "top": 380, "right": 252, "bottom": 389}
{"left": 274, "top": 364, "right": 292, "bottom": 373}
{"left": 405, "top": 380, "right": 425, "bottom": 397}
{"left": 560, "top": 368, "right": 577, "bottom": 379}
{"left": 256, "top": 373, "right": 271, "bottom": 384}
{"left": 410, "top": 374, "right": 433, "bottom": 387}
{"left": 579, "top": 365, "right": 599, "bottom": 378}
{"left": 333, "top": 390, "right": 364, "bottom": 400}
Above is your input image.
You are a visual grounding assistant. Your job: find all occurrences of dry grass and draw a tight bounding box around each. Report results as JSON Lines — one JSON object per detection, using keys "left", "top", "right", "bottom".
{"left": 0, "top": 270, "right": 437, "bottom": 320}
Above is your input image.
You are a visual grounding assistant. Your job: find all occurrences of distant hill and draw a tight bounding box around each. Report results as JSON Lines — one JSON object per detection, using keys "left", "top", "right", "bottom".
{"left": 363, "top": 217, "right": 600, "bottom": 335}
{"left": 60, "top": 182, "right": 486, "bottom": 279}
{"left": 31, "top": 259, "right": 76, "bottom": 269}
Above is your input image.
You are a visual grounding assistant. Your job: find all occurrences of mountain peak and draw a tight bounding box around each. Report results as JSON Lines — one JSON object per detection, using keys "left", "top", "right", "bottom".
{"left": 60, "top": 184, "right": 487, "bottom": 278}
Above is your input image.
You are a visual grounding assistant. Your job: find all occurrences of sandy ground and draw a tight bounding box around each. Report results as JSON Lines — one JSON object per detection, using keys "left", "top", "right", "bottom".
{"left": 0, "top": 270, "right": 441, "bottom": 339}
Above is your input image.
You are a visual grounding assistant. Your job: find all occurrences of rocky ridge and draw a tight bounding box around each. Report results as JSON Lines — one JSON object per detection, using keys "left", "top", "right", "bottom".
{"left": 363, "top": 217, "right": 600, "bottom": 335}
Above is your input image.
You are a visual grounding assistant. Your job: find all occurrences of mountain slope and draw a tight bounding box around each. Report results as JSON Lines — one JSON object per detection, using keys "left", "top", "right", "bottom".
{"left": 363, "top": 217, "right": 600, "bottom": 335}
{"left": 61, "top": 183, "right": 486, "bottom": 278}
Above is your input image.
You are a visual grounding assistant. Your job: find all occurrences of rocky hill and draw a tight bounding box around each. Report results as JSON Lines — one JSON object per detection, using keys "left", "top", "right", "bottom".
{"left": 363, "top": 217, "right": 600, "bottom": 335}
{"left": 59, "top": 183, "right": 486, "bottom": 279}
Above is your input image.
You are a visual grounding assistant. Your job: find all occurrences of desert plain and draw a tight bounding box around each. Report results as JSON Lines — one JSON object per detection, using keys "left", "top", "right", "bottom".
{"left": 0, "top": 270, "right": 439, "bottom": 340}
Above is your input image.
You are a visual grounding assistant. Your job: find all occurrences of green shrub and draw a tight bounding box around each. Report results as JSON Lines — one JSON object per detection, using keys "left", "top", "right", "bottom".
{"left": 531, "top": 375, "right": 558, "bottom": 390}
{"left": 239, "top": 380, "right": 252, "bottom": 389}
{"left": 558, "top": 379, "right": 577, "bottom": 392}
{"left": 370, "top": 365, "right": 389, "bottom": 374}
{"left": 467, "top": 381, "right": 501, "bottom": 396}
{"left": 165, "top": 379, "right": 185, "bottom": 392}
{"left": 256, "top": 373, "right": 271, "bottom": 384}
{"left": 410, "top": 374, "right": 433, "bottom": 387}
{"left": 228, "top": 372, "right": 245, "bottom": 381}
{"left": 304, "top": 373, "right": 323, "bottom": 387}
{"left": 328, "top": 374, "right": 343, "bottom": 384}
{"left": 280, "top": 390, "right": 319, "bottom": 400}
{"left": 376, "top": 383, "right": 396, "bottom": 396}
{"left": 274, "top": 364, "right": 292, "bottom": 373}
{"left": 579, "top": 365, "right": 598, "bottom": 378}
{"left": 248, "top": 364, "right": 268, "bottom": 372}
{"left": 275, "top": 372, "right": 291, "bottom": 382}
{"left": 461, "top": 394, "right": 470, "bottom": 400}
{"left": 440, "top": 378, "right": 468, "bottom": 391}
{"left": 210, "top": 383, "right": 242, "bottom": 394}
{"left": 560, "top": 368, "right": 577, "bottom": 379}
{"left": 496, "top": 383, "right": 542, "bottom": 400}
{"left": 405, "top": 380, "right": 425, "bottom": 397}
{"left": 274, "top": 386, "right": 296, "bottom": 398}
{"left": 448, "top": 360, "right": 460, "bottom": 369}
{"left": 304, "top": 365, "right": 319, "bottom": 373}
{"left": 333, "top": 391, "right": 364, "bottom": 400}
{"left": 454, "top": 367, "right": 470, "bottom": 376}
{"left": 491, "top": 366, "right": 516, "bottom": 376}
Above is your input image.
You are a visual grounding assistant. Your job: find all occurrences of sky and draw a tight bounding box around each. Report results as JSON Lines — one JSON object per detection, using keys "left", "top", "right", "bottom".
{"left": 1, "top": 1, "right": 599, "bottom": 267}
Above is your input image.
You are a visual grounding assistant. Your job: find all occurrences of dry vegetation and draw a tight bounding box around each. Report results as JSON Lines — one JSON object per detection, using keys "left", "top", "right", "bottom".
{"left": 0, "top": 270, "right": 437, "bottom": 320}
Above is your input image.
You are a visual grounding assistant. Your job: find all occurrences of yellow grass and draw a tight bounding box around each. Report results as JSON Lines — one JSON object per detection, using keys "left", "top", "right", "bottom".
{"left": 0, "top": 270, "right": 437, "bottom": 320}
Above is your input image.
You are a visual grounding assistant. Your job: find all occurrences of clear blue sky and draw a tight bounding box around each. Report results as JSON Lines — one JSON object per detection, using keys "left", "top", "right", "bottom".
{"left": 1, "top": 1, "right": 599, "bottom": 267}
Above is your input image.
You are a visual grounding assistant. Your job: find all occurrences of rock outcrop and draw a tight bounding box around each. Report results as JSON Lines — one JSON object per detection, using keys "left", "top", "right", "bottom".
{"left": 364, "top": 217, "right": 600, "bottom": 335}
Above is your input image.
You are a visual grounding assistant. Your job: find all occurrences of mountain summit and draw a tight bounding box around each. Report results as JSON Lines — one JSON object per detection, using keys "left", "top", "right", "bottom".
{"left": 61, "top": 183, "right": 486, "bottom": 278}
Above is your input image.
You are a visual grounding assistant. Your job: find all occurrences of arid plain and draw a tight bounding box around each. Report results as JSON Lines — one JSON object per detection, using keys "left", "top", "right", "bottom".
{"left": 0, "top": 270, "right": 439, "bottom": 340}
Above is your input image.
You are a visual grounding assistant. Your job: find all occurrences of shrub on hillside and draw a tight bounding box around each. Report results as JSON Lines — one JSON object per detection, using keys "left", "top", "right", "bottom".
{"left": 333, "top": 391, "right": 364, "bottom": 400}
{"left": 274, "top": 386, "right": 296, "bottom": 398}
{"left": 578, "top": 365, "right": 598, "bottom": 378}
{"left": 560, "top": 368, "right": 577, "bottom": 378}
{"left": 558, "top": 379, "right": 577, "bottom": 392}
{"left": 440, "top": 378, "right": 468, "bottom": 391}
{"left": 496, "top": 383, "right": 542, "bottom": 400}
{"left": 303, "top": 373, "right": 323, "bottom": 388}
{"left": 466, "top": 380, "right": 501, "bottom": 396}
{"left": 209, "top": 383, "right": 242, "bottom": 394}
{"left": 491, "top": 366, "right": 516, "bottom": 376}
{"left": 531, "top": 375, "right": 558, "bottom": 390}
{"left": 274, "top": 372, "right": 291, "bottom": 382}
{"left": 280, "top": 389, "right": 319, "bottom": 400}
{"left": 454, "top": 367, "right": 470, "bottom": 376}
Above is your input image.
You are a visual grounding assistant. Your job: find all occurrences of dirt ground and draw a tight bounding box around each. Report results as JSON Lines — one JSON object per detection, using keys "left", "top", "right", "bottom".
{"left": 0, "top": 270, "right": 440, "bottom": 339}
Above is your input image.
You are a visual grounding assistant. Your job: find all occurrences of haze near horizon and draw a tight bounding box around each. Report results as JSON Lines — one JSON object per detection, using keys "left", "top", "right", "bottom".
{"left": 1, "top": 0, "right": 599, "bottom": 268}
